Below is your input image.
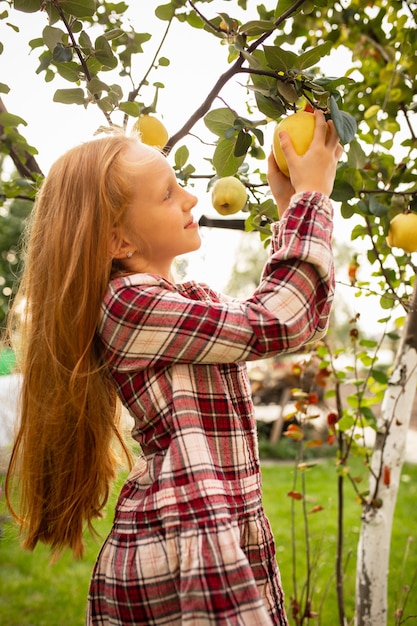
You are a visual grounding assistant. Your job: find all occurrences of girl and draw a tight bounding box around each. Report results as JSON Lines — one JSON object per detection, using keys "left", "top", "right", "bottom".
{"left": 6, "top": 110, "right": 342, "bottom": 625}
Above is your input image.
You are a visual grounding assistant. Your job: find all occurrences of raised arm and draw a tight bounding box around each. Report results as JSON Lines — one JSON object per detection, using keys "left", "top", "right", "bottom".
{"left": 98, "top": 191, "right": 334, "bottom": 371}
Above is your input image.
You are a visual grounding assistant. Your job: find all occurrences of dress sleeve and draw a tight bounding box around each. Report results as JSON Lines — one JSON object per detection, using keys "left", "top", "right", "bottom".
{"left": 98, "top": 191, "right": 335, "bottom": 370}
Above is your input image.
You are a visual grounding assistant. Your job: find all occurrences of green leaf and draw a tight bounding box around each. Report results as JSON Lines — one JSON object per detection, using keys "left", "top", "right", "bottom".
{"left": 347, "top": 139, "right": 368, "bottom": 170}
{"left": 56, "top": 61, "right": 80, "bottom": 82}
{"left": 298, "top": 41, "right": 332, "bottom": 70}
{"left": 59, "top": 0, "right": 97, "bottom": 18}
{"left": 104, "top": 28, "right": 125, "bottom": 41}
{"left": 13, "top": 0, "right": 41, "bottom": 13}
{"left": 331, "top": 179, "right": 355, "bottom": 203}
{"left": 364, "top": 104, "right": 379, "bottom": 120}
{"left": 79, "top": 30, "right": 93, "bottom": 52}
{"left": 356, "top": 199, "right": 371, "bottom": 216}
{"left": 118, "top": 101, "right": 141, "bottom": 117}
{"left": 359, "top": 339, "right": 378, "bottom": 348}
{"left": 329, "top": 96, "right": 357, "bottom": 144}
{"left": 239, "top": 49, "right": 262, "bottom": 69}
{"left": 234, "top": 130, "right": 252, "bottom": 157}
{"left": 350, "top": 223, "right": 367, "bottom": 240}
{"left": 183, "top": 11, "right": 204, "bottom": 29}
{"left": 87, "top": 77, "right": 110, "bottom": 97}
{"left": 337, "top": 414, "right": 354, "bottom": 432}
{"left": 53, "top": 43, "right": 73, "bottom": 63}
{"left": 0, "top": 83, "right": 10, "bottom": 95}
{"left": 361, "top": 407, "right": 377, "bottom": 423}
{"left": 275, "top": 0, "right": 303, "bottom": 18}
{"left": 204, "top": 108, "right": 236, "bottom": 137}
{"left": 86, "top": 57, "right": 102, "bottom": 76}
{"left": 371, "top": 369, "right": 388, "bottom": 385}
{"left": 252, "top": 128, "right": 264, "bottom": 145}
{"left": 28, "top": 37, "right": 44, "bottom": 50}
{"left": 53, "top": 88, "right": 85, "bottom": 105}
{"left": 174, "top": 145, "right": 189, "bottom": 169}
{"left": 239, "top": 20, "right": 275, "bottom": 36}
{"left": 97, "top": 96, "right": 115, "bottom": 113}
{"left": 379, "top": 294, "right": 396, "bottom": 310}
{"left": 254, "top": 92, "right": 285, "bottom": 121}
{"left": 369, "top": 195, "right": 389, "bottom": 217}
{"left": 94, "top": 35, "right": 117, "bottom": 69}
{"left": 344, "top": 168, "right": 363, "bottom": 193}
{"left": 109, "top": 84, "right": 123, "bottom": 100}
{"left": 277, "top": 81, "right": 299, "bottom": 103}
{"left": 259, "top": 198, "right": 278, "bottom": 221}
{"left": 155, "top": 3, "right": 175, "bottom": 20}
{"left": 42, "top": 25, "right": 65, "bottom": 52}
{"left": 0, "top": 112, "right": 27, "bottom": 127}
{"left": 213, "top": 139, "right": 245, "bottom": 177}
{"left": 263, "top": 45, "right": 297, "bottom": 72}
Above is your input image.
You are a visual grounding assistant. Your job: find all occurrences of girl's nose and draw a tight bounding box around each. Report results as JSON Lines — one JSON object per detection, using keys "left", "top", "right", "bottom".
{"left": 183, "top": 190, "right": 198, "bottom": 211}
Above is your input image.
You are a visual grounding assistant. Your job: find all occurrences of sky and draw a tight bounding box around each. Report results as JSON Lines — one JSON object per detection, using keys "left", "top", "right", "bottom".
{"left": 0, "top": 1, "right": 391, "bottom": 328}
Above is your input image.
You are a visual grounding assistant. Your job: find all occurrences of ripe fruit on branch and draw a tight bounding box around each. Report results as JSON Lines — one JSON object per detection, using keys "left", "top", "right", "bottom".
{"left": 133, "top": 115, "right": 168, "bottom": 148}
{"left": 272, "top": 111, "right": 316, "bottom": 177}
{"left": 386, "top": 212, "right": 417, "bottom": 253}
{"left": 211, "top": 176, "right": 248, "bottom": 216}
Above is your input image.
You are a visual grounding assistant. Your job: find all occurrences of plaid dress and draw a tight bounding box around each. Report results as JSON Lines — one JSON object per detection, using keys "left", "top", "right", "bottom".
{"left": 87, "top": 191, "right": 334, "bottom": 625}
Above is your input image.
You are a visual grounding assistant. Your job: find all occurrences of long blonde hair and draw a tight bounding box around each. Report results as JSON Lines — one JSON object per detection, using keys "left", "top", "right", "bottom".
{"left": 5, "top": 134, "right": 140, "bottom": 559}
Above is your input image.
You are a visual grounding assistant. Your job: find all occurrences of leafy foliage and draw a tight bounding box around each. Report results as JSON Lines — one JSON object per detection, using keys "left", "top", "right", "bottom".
{"left": 0, "top": 1, "right": 415, "bottom": 330}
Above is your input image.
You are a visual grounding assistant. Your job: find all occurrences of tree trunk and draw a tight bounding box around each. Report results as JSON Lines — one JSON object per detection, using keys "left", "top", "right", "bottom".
{"left": 355, "top": 280, "right": 417, "bottom": 626}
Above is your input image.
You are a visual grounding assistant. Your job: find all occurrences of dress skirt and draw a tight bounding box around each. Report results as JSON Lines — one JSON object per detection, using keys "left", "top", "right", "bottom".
{"left": 87, "top": 511, "right": 288, "bottom": 625}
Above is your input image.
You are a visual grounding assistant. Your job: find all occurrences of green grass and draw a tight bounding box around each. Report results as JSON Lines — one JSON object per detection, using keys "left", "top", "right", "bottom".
{"left": 262, "top": 459, "right": 417, "bottom": 625}
{"left": 1, "top": 461, "right": 416, "bottom": 625}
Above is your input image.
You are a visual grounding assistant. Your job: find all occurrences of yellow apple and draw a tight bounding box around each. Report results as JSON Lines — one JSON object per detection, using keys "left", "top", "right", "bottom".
{"left": 211, "top": 176, "right": 247, "bottom": 216}
{"left": 386, "top": 212, "right": 417, "bottom": 253}
{"left": 132, "top": 115, "right": 169, "bottom": 148}
{"left": 272, "top": 111, "right": 316, "bottom": 177}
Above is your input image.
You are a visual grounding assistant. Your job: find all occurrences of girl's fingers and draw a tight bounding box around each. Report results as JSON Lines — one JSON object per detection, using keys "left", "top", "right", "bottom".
{"left": 312, "top": 109, "right": 328, "bottom": 141}
{"left": 326, "top": 120, "right": 341, "bottom": 147}
{"left": 326, "top": 121, "right": 344, "bottom": 159}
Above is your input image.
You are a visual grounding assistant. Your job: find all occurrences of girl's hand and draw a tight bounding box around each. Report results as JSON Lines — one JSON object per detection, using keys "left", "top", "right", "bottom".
{"left": 278, "top": 109, "right": 344, "bottom": 198}
{"left": 267, "top": 152, "right": 295, "bottom": 219}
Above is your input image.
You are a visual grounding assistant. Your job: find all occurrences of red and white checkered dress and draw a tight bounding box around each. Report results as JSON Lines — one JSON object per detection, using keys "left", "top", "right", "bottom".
{"left": 87, "top": 192, "right": 334, "bottom": 625}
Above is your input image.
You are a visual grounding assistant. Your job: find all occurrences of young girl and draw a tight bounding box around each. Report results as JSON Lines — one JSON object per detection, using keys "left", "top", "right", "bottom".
{"left": 6, "top": 110, "right": 342, "bottom": 625}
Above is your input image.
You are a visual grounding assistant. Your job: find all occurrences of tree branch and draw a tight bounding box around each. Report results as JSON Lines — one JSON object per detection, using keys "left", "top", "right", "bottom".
{"left": 51, "top": 0, "right": 112, "bottom": 125}
{"left": 124, "top": 17, "right": 174, "bottom": 127}
{"left": 165, "top": 0, "right": 310, "bottom": 152}
{"left": 0, "top": 97, "right": 44, "bottom": 180}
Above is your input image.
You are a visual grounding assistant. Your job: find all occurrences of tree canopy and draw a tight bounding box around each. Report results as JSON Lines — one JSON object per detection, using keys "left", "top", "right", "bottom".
{"left": 1, "top": 0, "right": 416, "bottom": 330}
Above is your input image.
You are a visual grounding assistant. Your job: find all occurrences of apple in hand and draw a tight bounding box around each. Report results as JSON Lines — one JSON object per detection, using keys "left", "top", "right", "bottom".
{"left": 272, "top": 110, "right": 316, "bottom": 177}
{"left": 386, "top": 212, "right": 417, "bottom": 253}
{"left": 211, "top": 176, "right": 248, "bottom": 216}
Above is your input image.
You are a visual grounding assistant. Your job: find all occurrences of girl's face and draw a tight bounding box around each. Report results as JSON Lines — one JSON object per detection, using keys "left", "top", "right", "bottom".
{"left": 116, "top": 142, "right": 200, "bottom": 280}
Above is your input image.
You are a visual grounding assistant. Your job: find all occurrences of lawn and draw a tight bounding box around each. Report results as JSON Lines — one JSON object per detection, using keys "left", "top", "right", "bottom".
{"left": 1, "top": 459, "right": 416, "bottom": 625}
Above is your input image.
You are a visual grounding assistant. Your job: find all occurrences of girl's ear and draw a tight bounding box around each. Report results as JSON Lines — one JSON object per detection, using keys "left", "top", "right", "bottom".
{"left": 109, "top": 229, "right": 132, "bottom": 260}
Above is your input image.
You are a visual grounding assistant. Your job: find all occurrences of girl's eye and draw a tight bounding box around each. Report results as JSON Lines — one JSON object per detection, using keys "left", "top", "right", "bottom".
{"left": 164, "top": 189, "right": 171, "bottom": 201}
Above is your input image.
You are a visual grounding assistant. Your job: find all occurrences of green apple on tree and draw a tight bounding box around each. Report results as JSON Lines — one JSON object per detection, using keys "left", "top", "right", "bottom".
{"left": 386, "top": 212, "right": 417, "bottom": 253}
{"left": 211, "top": 176, "right": 248, "bottom": 216}
{"left": 133, "top": 115, "right": 169, "bottom": 148}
